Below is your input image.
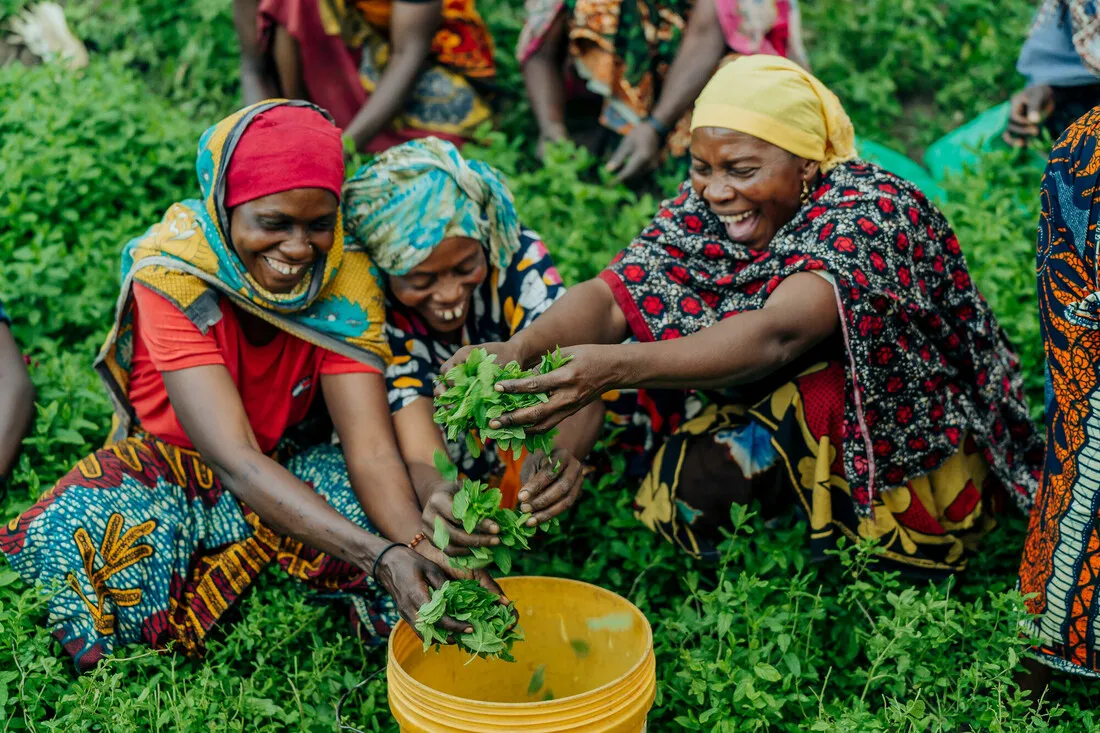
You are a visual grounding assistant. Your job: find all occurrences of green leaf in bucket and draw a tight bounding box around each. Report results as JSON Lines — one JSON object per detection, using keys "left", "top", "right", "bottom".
{"left": 586, "top": 612, "right": 633, "bottom": 632}
{"left": 570, "top": 639, "right": 590, "bottom": 658}
{"left": 543, "top": 690, "right": 555, "bottom": 701}
{"left": 527, "top": 665, "right": 546, "bottom": 696}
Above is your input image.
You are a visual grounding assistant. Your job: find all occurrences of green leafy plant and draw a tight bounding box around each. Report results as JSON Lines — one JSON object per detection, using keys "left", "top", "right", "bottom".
{"left": 433, "top": 347, "right": 573, "bottom": 459}
{"left": 414, "top": 579, "right": 523, "bottom": 663}
{"left": 430, "top": 450, "right": 556, "bottom": 574}
{"left": 0, "top": 0, "right": 1086, "bottom": 728}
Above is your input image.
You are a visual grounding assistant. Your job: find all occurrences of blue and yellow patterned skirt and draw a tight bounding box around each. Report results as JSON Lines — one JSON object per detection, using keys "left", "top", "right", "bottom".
{"left": 0, "top": 439, "right": 396, "bottom": 671}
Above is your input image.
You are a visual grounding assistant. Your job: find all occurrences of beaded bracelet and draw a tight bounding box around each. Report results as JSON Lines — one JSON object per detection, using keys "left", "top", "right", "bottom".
{"left": 408, "top": 532, "right": 427, "bottom": 549}
{"left": 371, "top": 541, "right": 406, "bottom": 581}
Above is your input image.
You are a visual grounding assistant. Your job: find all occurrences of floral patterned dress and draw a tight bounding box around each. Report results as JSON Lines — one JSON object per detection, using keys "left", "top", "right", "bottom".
{"left": 601, "top": 161, "right": 1043, "bottom": 573}
{"left": 384, "top": 227, "right": 565, "bottom": 480}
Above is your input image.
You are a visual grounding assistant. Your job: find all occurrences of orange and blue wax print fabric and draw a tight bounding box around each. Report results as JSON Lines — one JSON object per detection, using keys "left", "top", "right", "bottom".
{"left": 603, "top": 161, "right": 1044, "bottom": 572}
{"left": 0, "top": 102, "right": 396, "bottom": 671}
{"left": 1018, "top": 106, "right": 1100, "bottom": 678}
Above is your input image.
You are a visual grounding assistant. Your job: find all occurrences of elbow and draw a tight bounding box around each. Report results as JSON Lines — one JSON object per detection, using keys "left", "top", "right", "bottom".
{"left": 766, "top": 329, "right": 812, "bottom": 374}
{"left": 198, "top": 441, "right": 260, "bottom": 494}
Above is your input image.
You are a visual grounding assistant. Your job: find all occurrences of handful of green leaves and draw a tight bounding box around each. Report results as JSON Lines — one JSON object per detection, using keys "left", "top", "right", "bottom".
{"left": 433, "top": 347, "right": 573, "bottom": 459}
{"left": 415, "top": 579, "right": 523, "bottom": 662}
{"left": 430, "top": 450, "right": 556, "bottom": 575}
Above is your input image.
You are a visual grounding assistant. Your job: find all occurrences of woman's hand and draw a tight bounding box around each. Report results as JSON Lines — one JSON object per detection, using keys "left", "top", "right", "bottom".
{"left": 421, "top": 479, "right": 502, "bottom": 554}
{"left": 1004, "top": 85, "right": 1055, "bottom": 146}
{"left": 490, "top": 344, "right": 621, "bottom": 434}
{"left": 435, "top": 341, "right": 527, "bottom": 395}
{"left": 413, "top": 540, "right": 507, "bottom": 598}
{"left": 605, "top": 123, "right": 662, "bottom": 183}
{"left": 374, "top": 544, "right": 474, "bottom": 637}
{"left": 517, "top": 448, "right": 584, "bottom": 525}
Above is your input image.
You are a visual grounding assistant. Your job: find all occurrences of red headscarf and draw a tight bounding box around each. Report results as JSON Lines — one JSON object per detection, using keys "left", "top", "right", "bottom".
{"left": 224, "top": 105, "right": 345, "bottom": 209}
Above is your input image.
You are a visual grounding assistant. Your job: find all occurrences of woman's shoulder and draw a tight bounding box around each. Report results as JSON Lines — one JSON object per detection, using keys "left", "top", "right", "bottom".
{"left": 824, "top": 160, "right": 938, "bottom": 206}
{"left": 815, "top": 160, "right": 948, "bottom": 224}
{"left": 502, "top": 224, "right": 555, "bottom": 272}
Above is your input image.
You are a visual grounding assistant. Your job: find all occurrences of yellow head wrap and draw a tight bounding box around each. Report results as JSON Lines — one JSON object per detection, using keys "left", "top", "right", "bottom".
{"left": 690, "top": 55, "right": 857, "bottom": 172}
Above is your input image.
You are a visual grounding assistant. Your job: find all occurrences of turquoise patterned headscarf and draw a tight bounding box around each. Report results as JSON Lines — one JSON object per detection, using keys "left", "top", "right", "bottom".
{"left": 342, "top": 138, "right": 522, "bottom": 276}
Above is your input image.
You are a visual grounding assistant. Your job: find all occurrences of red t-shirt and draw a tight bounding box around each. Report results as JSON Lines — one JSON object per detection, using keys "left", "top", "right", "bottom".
{"left": 128, "top": 284, "right": 378, "bottom": 453}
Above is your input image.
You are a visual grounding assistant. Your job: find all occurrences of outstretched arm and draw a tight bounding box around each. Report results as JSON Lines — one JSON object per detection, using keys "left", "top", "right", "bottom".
{"left": 163, "top": 364, "right": 474, "bottom": 633}
{"left": 522, "top": 10, "right": 570, "bottom": 147}
{"left": 438, "top": 277, "right": 630, "bottom": 379}
{"left": 325, "top": 370, "right": 426, "bottom": 543}
{"left": 494, "top": 272, "right": 839, "bottom": 432}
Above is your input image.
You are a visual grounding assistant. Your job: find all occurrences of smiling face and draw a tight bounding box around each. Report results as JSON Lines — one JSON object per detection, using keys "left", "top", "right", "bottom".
{"left": 389, "top": 237, "right": 488, "bottom": 335}
{"left": 689, "top": 127, "right": 820, "bottom": 252}
{"left": 228, "top": 188, "right": 339, "bottom": 294}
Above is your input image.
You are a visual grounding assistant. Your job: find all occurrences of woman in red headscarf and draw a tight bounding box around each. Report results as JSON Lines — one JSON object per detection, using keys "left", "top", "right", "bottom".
{"left": 0, "top": 101, "right": 500, "bottom": 672}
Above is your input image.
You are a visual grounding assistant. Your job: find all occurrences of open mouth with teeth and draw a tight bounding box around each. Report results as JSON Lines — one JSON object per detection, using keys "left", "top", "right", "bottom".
{"left": 262, "top": 254, "right": 309, "bottom": 279}
{"left": 716, "top": 209, "right": 759, "bottom": 242}
{"left": 433, "top": 302, "right": 466, "bottom": 325}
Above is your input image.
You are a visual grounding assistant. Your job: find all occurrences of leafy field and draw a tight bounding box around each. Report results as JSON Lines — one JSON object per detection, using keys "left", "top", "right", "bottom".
{"left": 0, "top": 0, "right": 1095, "bottom": 730}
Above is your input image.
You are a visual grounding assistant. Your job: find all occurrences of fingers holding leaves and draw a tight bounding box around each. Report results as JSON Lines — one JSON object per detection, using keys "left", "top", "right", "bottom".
{"left": 522, "top": 453, "right": 584, "bottom": 524}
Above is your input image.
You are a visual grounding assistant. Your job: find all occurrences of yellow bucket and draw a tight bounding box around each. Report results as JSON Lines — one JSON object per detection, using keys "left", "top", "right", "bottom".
{"left": 387, "top": 576, "right": 656, "bottom": 732}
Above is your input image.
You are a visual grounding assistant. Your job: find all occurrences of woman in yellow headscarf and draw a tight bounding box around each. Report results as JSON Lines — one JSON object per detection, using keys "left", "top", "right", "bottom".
{"left": 440, "top": 55, "right": 1044, "bottom": 575}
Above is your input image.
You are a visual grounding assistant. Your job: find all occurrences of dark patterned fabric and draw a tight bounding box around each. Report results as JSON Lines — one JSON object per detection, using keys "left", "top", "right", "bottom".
{"left": 1019, "top": 107, "right": 1100, "bottom": 678}
{"left": 632, "top": 361, "right": 998, "bottom": 576}
{"left": 599, "top": 160, "right": 1043, "bottom": 516}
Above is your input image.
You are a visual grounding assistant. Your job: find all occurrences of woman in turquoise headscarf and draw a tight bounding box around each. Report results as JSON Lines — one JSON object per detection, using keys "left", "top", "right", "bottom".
{"left": 0, "top": 102, "right": 484, "bottom": 671}
{"left": 343, "top": 138, "right": 605, "bottom": 549}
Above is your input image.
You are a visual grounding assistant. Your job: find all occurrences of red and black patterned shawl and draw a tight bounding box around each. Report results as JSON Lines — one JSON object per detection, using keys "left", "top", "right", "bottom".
{"left": 599, "top": 160, "right": 1042, "bottom": 515}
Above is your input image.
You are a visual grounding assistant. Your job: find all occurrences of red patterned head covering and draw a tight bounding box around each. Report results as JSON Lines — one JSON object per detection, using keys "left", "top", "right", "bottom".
{"left": 224, "top": 105, "right": 344, "bottom": 208}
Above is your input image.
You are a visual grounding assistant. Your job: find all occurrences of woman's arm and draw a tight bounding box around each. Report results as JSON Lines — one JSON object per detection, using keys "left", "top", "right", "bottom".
{"left": 343, "top": 0, "right": 441, "bottom": 150}
{"left": 162, "top": 364, "right": 477, "bottom": 633}
{"left": 165, "top": 365, "right": 398, "bottom": 563}
{"left": 606, "top": 0, "right": 727, "bottom": 181}
{"left": 388, "top": 396, "right": 451, "bottom": 507}
{"left": 233, "top": 0, "right": 280, "bottom": 105}
{"left": 323, "top": 371, "right": 427, "bottom": 543}
{"left": 611, "top": 272, "right": 838, "bottom": 389}
{"left": 495, "top": 272, "right": 839, "bottom": 432}
{"left": 0, "top": 324, "right": 34, "bottom": 480}
{"left": 522, "top": 11, "right": 570, "bottom": 146}
{"left": 438, "top": 277, "right": 630, "bottom": 379}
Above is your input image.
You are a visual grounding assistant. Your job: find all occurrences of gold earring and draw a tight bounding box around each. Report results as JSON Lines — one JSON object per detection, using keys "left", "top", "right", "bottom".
{"left": 800, "top": 180, "right": 811, "bottom": 205}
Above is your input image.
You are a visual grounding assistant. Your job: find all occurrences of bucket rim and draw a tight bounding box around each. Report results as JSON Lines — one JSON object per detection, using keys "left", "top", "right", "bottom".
{"left": 387, "top": 575, "right": 655, "bottom": 710}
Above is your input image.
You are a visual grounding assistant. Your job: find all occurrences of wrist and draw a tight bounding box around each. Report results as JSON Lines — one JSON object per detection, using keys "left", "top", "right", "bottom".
{"left": 511, "top": 331, "right": 538, "bottom": 368}
{"left": 352, "top": 532, "right": 386, "bottom": 571}
{"left": 371, "top": 541, "right": 409, "bottom": 582}
{"left": 643, "top": 114, "right": 671, "bottom": 140}
{"left": 606, "top": 343, "right": 637, "bottom": 390}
